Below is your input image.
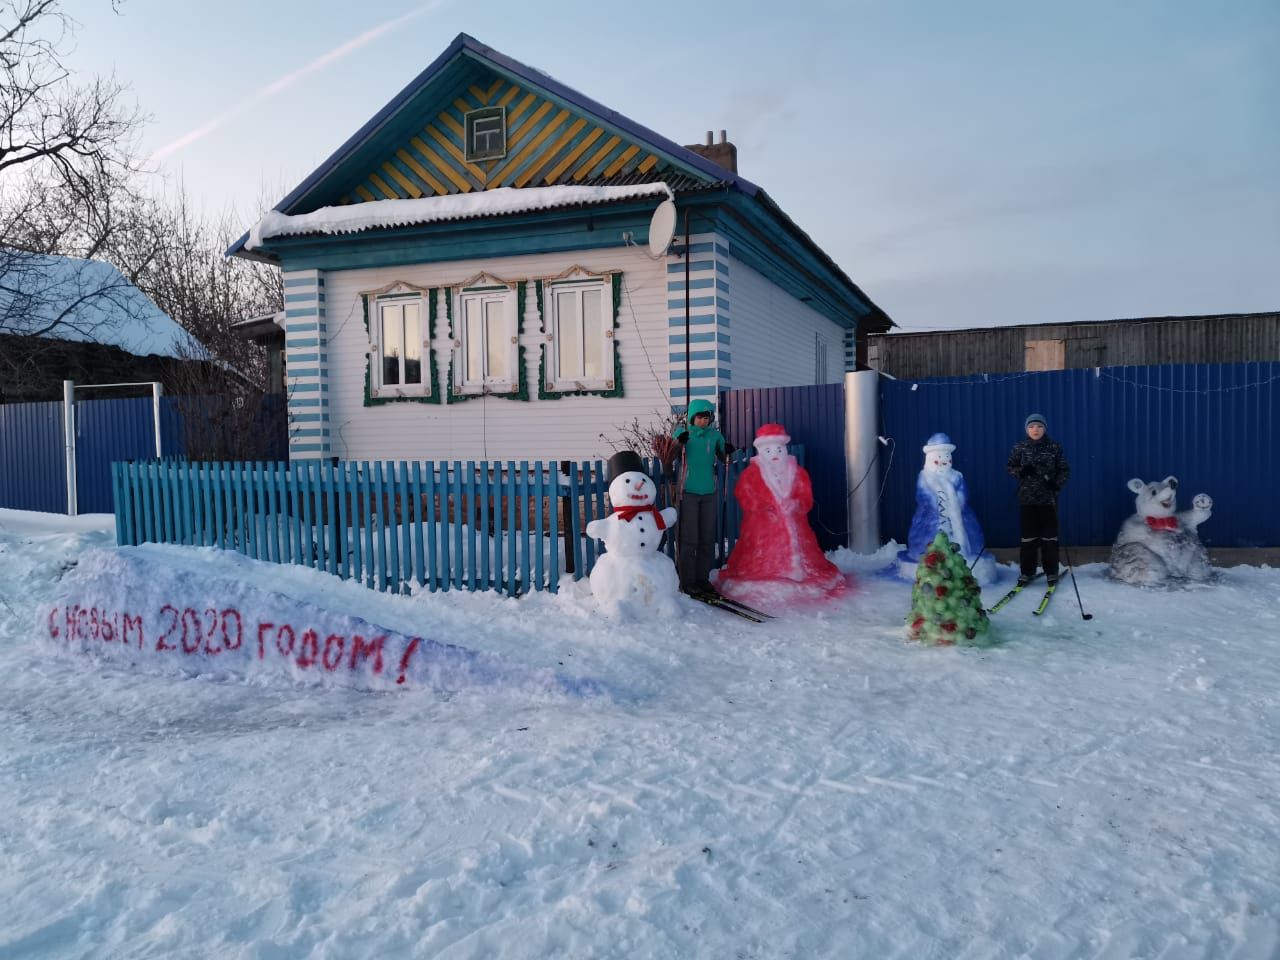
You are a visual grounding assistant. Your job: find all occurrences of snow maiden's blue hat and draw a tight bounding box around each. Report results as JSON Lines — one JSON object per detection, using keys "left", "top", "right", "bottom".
{"left": 922, "top": 432, "right": 955, "bottom": 454}
{"left": 1025, "top": 413, "right": 1047, "bottom": 429}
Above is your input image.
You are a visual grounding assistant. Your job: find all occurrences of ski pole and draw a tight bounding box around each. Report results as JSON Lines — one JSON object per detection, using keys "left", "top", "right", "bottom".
{"left": 1060, "top": 542, "right": 1093, "bottom": 621}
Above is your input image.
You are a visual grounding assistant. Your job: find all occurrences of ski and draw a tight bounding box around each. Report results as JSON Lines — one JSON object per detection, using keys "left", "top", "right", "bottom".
{"left": 986, "top": 575, "right": 1041, "bottom": 615}
{"left": 711, "top": 594, "right": 774, "bottom": 620}
{"left": 1032, "top": 583, "right": 1058, "bottom": 616}
{"left": 686, "top": 590, "right": 770, "bottom": 623}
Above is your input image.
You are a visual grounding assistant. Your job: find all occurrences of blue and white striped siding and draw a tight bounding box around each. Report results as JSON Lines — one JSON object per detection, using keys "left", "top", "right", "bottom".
{"left": 667, "top": 232, "right": 731, "bottom": 411}
{"left": 283, "top": 269, "right": 330, "bottom": 459}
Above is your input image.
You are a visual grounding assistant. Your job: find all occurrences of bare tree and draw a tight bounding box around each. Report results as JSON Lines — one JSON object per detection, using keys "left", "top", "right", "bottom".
{"left": 0, "top": 1, "right": 147, "bottom": 256}
{"left": 0, "top": 1, "right": 163, "bottom": 396}
{"left": 133, "top": 187, "right": 285, "bottom": 458}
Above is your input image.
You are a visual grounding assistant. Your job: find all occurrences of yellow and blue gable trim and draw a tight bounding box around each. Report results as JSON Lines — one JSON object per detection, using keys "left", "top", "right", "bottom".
{"left": 229, "top": 33, "right": 890, "bottom": 334}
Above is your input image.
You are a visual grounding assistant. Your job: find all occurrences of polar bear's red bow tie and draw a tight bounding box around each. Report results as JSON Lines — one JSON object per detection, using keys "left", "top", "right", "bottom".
{"left": 612, "top": 505, "right": 666, "bottom": 530}
{"left": 1145, "top": 516, "right": 1178, "bottom": 531}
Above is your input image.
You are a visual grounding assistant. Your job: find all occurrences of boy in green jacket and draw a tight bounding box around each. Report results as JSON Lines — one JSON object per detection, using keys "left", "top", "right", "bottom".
{"left": 673, "top": 398, "right": 734, "bottom": 594}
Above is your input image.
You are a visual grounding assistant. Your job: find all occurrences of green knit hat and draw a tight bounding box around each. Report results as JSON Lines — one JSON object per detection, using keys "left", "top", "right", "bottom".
{"left": 687, "top": 399, "right": 715, "bottom": 420}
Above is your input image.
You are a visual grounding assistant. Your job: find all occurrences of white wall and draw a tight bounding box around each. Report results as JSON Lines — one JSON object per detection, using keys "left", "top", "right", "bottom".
{"left": 727, "top": 257, "right": 848, "bottom": 390}
{"left": 323, "top": 245, "right": 671, "bottom": 462}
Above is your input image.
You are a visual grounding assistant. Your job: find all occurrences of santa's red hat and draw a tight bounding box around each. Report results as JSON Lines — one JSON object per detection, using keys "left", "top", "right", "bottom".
{"left": 753, "top": 423, "right": 791, "bottom": 447}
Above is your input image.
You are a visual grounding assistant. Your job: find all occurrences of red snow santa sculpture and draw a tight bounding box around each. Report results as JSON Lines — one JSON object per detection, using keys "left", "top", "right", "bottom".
{"left": 715, "top": 423, "right": 848, "bottom": 612}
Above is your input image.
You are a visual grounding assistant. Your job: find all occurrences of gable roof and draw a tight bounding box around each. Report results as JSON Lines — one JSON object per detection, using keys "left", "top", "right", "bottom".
{"left": 228, "top": 33, "right": 891, "bottom": 332}
{"left": 0, "top": 251, "right": 204, "bottom": 360}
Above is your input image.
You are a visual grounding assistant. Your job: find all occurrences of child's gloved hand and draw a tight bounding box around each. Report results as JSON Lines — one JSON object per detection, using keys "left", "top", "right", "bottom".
{"left": 676, "top": 433, "right": 688, "bottom": 445}
{"left": 1019, "top": 464, "right": 1035, "bottom": 478}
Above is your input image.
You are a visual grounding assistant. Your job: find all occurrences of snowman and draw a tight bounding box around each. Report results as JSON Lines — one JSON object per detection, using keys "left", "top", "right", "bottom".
{"left": 585, "top": 451, "right": 680, "bottom": 619}
{"left": 897, "top": 432, "right": 997, "bottom": 585}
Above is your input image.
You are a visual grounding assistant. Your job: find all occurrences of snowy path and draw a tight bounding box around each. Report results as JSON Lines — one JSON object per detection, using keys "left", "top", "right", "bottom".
{"left": 1, "top": 511, "right": 1278, "bottom": 958}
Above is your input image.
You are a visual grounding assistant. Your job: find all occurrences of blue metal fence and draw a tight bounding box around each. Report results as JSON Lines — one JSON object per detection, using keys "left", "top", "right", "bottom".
{"left": 719, "top": 383, "right": 846, "bottom": 550}
{"left": 0, "top": 400, "right": 67, "bottom": 513}
{"left": 2, "top": 393, "right": 288, "bottom": 517}
{"left": 74, "top": 397, "right": 185, "bottom": 513}
{"left": 879, "top": 362, "right": 1280, "bottom": 549}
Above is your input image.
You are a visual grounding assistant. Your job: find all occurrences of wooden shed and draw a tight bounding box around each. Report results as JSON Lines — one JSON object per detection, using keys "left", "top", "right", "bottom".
{"left": 867, "top": 311, "right": 1280, "bottom": 379}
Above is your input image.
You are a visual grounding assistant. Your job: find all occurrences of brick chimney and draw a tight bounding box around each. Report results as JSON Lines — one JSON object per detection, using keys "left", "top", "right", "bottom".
{"left": 684, "top": 129, "right": 737, "bottom": 174}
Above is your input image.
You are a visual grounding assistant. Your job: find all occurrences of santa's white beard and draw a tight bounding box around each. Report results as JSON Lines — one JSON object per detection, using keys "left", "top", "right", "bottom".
{"left": 758, "top": 456, "right": 797, "bottom": 504}
{"left": 756, "top": 455, "right": 803, "bottom": 579}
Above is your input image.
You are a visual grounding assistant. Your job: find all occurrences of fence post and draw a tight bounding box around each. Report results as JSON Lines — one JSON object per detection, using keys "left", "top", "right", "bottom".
{"left": 152, "top": 382, "right": 164, "bottom": 459}
{"left": 559, "top": 459, "right": 575, "bottom": 576}
{"left": 62, "top": 380, "right": 77, "bottom": 517}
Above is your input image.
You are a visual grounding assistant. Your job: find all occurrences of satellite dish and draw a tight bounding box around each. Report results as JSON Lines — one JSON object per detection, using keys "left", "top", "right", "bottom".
{"left": 647, "top": 199, "right": 677, "bottom": 258}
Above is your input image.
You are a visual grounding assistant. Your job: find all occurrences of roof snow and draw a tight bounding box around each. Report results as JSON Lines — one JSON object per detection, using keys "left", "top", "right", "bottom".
{"left": 0, "top": 252, "right": 204, "bottom": 360}
{"left": 247, "top": 182, "right": 674, "bottom": 249}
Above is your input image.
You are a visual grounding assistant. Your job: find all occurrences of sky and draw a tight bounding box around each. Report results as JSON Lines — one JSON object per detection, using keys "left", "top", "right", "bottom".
{"left": 63, "top": 0, "right": 1280, "bottom": 332}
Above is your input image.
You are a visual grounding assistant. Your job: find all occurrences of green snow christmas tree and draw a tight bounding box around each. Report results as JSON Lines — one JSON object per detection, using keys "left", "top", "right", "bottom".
{"left": 907, "top": 531, "right": 992, "bottom": 646}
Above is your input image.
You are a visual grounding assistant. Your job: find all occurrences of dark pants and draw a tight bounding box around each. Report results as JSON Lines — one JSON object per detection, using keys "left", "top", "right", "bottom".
{"left": 678, "top": 492, "right": 718, "bottom": 589}
{"left": 1019, "top": 503, "right": 1060, "bottom": 579}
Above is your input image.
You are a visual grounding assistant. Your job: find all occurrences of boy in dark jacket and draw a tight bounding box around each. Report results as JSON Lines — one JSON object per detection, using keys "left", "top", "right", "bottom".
{"left": 673, "top": 398, "right": 733, "bottom": 594}
{"left": 1006, "top": 413, "right": 1070, "bottom": 587}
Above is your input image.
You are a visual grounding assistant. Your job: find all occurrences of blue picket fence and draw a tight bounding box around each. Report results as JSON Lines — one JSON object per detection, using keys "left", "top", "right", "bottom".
{"left": 111, "top": 450, "right": 802, "bottom": 596}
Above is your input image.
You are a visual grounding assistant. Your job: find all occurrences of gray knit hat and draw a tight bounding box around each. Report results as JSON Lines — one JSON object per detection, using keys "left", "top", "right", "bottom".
{"left": 1025, "top": 413, "right": 1047, "bottom": 429}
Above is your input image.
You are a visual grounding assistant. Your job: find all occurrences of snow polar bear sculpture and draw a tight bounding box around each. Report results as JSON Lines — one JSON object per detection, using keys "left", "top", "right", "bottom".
{"left": 1108, "top": 476, "right": 1214, "bottom": 587}
{"left": 585, "top": 451, "right": 680, "bottom": 619}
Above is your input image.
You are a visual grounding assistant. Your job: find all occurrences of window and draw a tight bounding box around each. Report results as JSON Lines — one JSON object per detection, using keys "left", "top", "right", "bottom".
{"left": 465, "top": 107, "right": 506, "bottom": 162}
{"left": 373, "top": 296, "right": 427, "bottom": 397}
{"left": 455, "top": 287, "right": 518, "bottom": 394}
{"left": 545, "top": 279, "right": 613, "bottom": 392}
{"left": 1025, "top": 338, "right": 1065, "bottom": 371}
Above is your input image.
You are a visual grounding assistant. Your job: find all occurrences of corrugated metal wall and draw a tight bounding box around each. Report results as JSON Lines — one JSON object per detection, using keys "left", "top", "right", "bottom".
{"left": 74, "top": 397, "right": 186, "bottom": 513}
{"left": 0, "top": 396, "right": 187, "bottom": 516}
{"left": 879, "top": 362, "right": 1280, "bottom": 549}
{"left": 719, "top": 383, "right": 847, "bottom": 550}
{"left": 869, "top": 313, "right": 1280, "bottom": 379}
{"left": 0, "top": 401, "right": 67, "bottom": 513}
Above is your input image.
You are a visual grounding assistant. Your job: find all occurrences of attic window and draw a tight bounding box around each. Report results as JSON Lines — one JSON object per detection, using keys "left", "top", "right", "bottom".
{"left": 465, "top": 106, "right": 506, "bottom": 162}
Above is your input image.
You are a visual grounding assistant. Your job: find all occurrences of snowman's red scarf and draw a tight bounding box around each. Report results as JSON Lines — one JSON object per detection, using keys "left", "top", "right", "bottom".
{"left": 612, "top": 505, "right": 667, "bottom": 530}
{"left": 1145, "top": 515, "right": 1178, "bottom": 531}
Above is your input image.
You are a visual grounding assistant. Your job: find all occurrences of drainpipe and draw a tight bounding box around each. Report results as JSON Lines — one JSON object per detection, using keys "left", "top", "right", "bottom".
{"left": 683, "top": 209, "right": 691, "bottom": 410}
{"left": 844, "top": 369, "right": 881, "bottom": 552}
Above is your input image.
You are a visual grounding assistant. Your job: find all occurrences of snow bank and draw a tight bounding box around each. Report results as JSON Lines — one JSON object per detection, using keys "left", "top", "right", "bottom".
{"left": 7, "top": 512, "right": 1280, "bottom": 958}
{"left": 44, "top": 547, "right": 605, "bottom": 698}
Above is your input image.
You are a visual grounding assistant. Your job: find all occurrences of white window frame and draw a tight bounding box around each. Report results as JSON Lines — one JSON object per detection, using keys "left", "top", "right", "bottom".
{"left": 371, "top": 293, "right": 429, "bottom": 398}
{"left": 453, "top": 286, "right": 519, "bottom": 395}
{"left": 544, "top": 277, "right": 614, "bottom": 393}
{"left": 464, "top": 106, "right": 507, "bottom": 162}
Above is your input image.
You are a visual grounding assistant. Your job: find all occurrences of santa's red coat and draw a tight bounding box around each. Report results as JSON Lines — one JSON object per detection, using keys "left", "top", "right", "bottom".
{"left": 719, "top": 461, "right": 842, "bottom": 586}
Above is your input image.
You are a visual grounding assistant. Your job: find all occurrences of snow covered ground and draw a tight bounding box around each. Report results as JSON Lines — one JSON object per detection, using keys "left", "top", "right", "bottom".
{"left": 2, "top": 507, "right": 1278, "bottom": 959}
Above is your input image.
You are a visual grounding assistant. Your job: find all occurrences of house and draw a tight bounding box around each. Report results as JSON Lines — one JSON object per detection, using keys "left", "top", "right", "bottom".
{"left": 868, "top": 311, "right": 1280, "bottom": 380}
{"left": 228, "top": 33, "right": 891, "bottom": 461}
{"left": 0, "top": 251, "right": 205, "bottom": 402}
